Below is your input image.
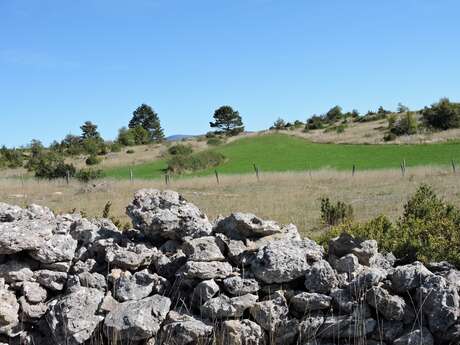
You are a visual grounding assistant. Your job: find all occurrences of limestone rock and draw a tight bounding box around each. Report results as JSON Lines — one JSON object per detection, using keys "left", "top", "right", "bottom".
{"left": 22, "top": 282, "right": 47, "bottom": 304}
{"left": 251, "top": 239, "right": 324, "bottom": 284}
{"left": 250, "top": 293, "right": 289, "bottom": 331}
{"left": 0, "top": 219, "right": 54, "bottom": 255}
{"left": 34, "top": 270, "right": 68, "bottom": 291}
{"left": 105, "top": 242, "right": 157, "bottom": 270}
{"left": 393, "top": 328, "right": 434, "bottom": 345}
{"left": 126, "top": 189, "right": 212, "bottom": 240}
{"left": 113, "top": 269, "right": 170, "bottom": 302}
{"left": 182, "top": 236, "right": 225, "bottom": 261}
{"left": 46, "top": 287, "right": 104, "bottom": 345}
{"left": 0, "top": 279, "right": 19, "bottom": 336}
{"left": 159, "top": 311, "right": 213, "bottom": 345}
{"left": 104, "top": 295, "right": 171, "bottom": 341}
{"left": 223, "top": 276, "right": 260, "bottom": 296}
{"left": 290, "top": 292, "right": 332, "bottom": 315}
{"left": 192, "top": 279, "right": 220, "bottom": 305}
{"left": 201, "top": 294, "right": 258, "bottom": 319}
{"left": 390, "top": 262, "right": 432, "bottom": 293}
{"left": 29, "top": 233, "right": 77, "bottom": 264}
{"left": 304, "top": 260, "right": 339, "bottom": 294}
{"left": 366, "top": 285, "right": 406, "bottom": 321}
{"left": 220, "top": 319, "right": 263, "bottom": 345}
{"left": 318, "top": 315, "right": 376, "bottom": 339}
{"left": 178, "top": 261, "right": 233, "bottom": 280}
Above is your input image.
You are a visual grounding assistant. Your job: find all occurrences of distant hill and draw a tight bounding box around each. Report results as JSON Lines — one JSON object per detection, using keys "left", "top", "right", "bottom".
{"left": 165, "top": 134, "right": 196, "bottom": 142}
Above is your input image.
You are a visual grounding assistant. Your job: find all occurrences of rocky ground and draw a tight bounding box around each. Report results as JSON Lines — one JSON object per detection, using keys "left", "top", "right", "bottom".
{"left": 0, "top": 189, "right": 459, "bottom": 345}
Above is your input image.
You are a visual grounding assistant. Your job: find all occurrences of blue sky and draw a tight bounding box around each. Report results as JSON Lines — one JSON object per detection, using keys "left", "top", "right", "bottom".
{"left": 1, "top": 0, "right": 459, "bottom": 147}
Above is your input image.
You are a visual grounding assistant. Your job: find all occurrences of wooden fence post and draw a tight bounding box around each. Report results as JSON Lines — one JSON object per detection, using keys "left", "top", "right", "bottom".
{"left": 352, "top": 164, "right": 356, "bottom": 177}
{"left": 400, "top": 161, "right": 406, "bottom": 177}
{"left": 253, "top": 163, "right": 260, "bottom": 181}
{"left": 452, "top": 160, "right": 456, "bottom": 174}
{"left": 129, "top": 168, "right": 133, "bottom": 182}
{"left": 66, "top": 171, "right": 70, "bottom": 185}
{"left": 215, "top": 170, "right": 220, "bottom": 184}
{"left": 164, "top": 173, "right": 170, "bottom": 185}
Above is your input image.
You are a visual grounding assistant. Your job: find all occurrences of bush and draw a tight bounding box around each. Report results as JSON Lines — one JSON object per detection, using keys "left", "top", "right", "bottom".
{"left": 321, "top": 184, "right": 460, "bottom": 266}
{"left": 167, "top": 151, "right": 226, "bottom": 174}
{"left": 168, "top": 144, "right": 193, "bottom": 156}
{"left": 0, "top": 147, "right": 23, "bottom": 169}
{"left": 323, "top": 124, "right": 347, "bottom": 134}
{"left": 207, "top": 138, "right": 223, "bottom": 146}
{"left": 304, "top": 115, "right": 325, "bottom": 131}
{"left": 422, "top": 98, "right": 460, "bottom": 130}
{"left": 320, "top": 197, "right": 354, "bottom": 226}
{"left": 85, "top": 155, "right": 101, "bottom": 166}
{"left": 110, "top": 143, "right": 122, "bottom": 152}
{"left": 33, "top": 153, "right": 76, "bottom": 180}
{"left": 272, "top": 118, "right": 287, "bottom": 130}
{"left": 76, "top": 168, "right": 105, "bottom": 183}
{"left": 383, "top": 132, "right": 397, "bottom": 142}
{"left": 126, "top": 149, "right": 135, "bottom": 154}
{"left": 389, "top": 112, "right": 417, "bottom": 136}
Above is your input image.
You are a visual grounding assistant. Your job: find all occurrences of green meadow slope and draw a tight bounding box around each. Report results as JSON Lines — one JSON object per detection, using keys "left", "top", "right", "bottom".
{"left": 105, "top": 133, "right": 460, "bottom": 179}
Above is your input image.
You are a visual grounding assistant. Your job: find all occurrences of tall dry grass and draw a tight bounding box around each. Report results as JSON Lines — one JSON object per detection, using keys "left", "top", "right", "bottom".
{"left": 1, "top": 166, "right": 459, "bottom": 237}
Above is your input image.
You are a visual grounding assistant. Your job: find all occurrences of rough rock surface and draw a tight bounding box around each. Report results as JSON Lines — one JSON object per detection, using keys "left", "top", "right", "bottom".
{"left": 104, "top": 295, "right": 171, "bottom": 341}
{"left": 0, "top": 189, "right": 459, "bottom": 345}
{"left": 251, "top": 239, "right": 324, "bottom": 284}
{"left": 126, "top": 189, "right": 212, "bottom": 240}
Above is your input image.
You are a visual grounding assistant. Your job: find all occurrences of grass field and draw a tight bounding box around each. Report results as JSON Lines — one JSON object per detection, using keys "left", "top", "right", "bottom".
{"left": 105, "top": 133, "right": 460, "bottom": 180}
{"left": 2, "top": 166, "right": 458, "bottom": 237}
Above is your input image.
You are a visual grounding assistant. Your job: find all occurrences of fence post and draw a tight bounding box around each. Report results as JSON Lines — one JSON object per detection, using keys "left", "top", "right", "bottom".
{"left": 66, "top": 171, "right": 70, "bottom": 185}
{"left": 215, "top": 170, "right": 220, "bottom": 184}
{"left": 352, "top": 164, "right": 356, "bottom": 177}
{"left": 253, "top": 163, "right": 260, "bottom": 181}
{"left": 400, "top": 161, "right": 405, "bottom": 177}
{"left": 129, "top": 168, "right": 133, "bottom": 182}
{"left": 164, "top": 173, "right": 169, "bottom": 185}
{"left": 452, "top": 160, "right": 456, "bottom": 174}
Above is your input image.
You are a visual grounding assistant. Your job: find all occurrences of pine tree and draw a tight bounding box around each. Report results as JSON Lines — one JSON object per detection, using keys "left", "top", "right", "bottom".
{"left": 210, "top": 105, "right": 244, "bottom": 136}
{"left": 129, "top": 104, "right": 164, "bottom": 142}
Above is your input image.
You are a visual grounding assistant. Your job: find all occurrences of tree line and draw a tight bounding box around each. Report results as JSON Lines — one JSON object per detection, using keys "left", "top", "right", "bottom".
{"left": 0, "top": 104, "right": 245, "bottom": 179}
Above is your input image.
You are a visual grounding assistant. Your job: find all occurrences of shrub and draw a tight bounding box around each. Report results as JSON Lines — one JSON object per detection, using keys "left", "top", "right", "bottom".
{"left": 321, "top": 184, "right": 460, "bottom": 266}
{"left": 167, "top": 151, "right": 226, "bottom": 174}
{"left": 0, "top": 146, "right": 23, "bottom": 168}
{"left": 76, "top": 168, "right": 105, "bottom": 182}
{"left": 168, "top": 144, "right": 193, "bottom": 156}
{"left": 110, "top": 143, "right": 122, "bottom": 152}
{"left": 320, "top": 197, "right": 354, "bottom": 226}
{"left": 422, "top": 98, "right": 460, "bottom": 130}
{"left": 85, "top": 155, "right": 101, "bottom": 166}
{"left": 207, "top": 137, "right": 223, "bottom": 146}
{"left": 383, "top": 132, "right": 397, "bottom": 142}
{"left": 272, "top": 118, "right": 287, "bottom": 130}
{"left": 33, "top": 153, "right": 76, "bottom": 180}
{"left": 390, "top": 112, "right": 417, "bottom": 136}
{"left": 304, "top": 115, "right": 325, "bottom": 131}
{"left": 126, "top": 149, "right": 135, "bottom": 154}
{"left": 324, "top": 124, "right": 347, "bottom": 134}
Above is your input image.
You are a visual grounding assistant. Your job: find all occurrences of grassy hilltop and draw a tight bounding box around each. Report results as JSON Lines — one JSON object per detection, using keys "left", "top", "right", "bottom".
{"left": 105, "top": 133, "right": 460, "bottom": 180}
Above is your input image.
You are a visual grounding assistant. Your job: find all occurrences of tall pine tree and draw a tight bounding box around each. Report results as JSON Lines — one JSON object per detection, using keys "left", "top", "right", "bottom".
{"left": 210, "top": 105, "right": 244, "bottom": 136}
{"left": 129, "top": 104, "right": 164, "bottom": 142}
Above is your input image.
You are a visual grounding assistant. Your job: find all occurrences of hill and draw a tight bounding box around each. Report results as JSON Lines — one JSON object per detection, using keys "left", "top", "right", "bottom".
{"left": 104, "top": 133, "right": 460, "bottom": 180}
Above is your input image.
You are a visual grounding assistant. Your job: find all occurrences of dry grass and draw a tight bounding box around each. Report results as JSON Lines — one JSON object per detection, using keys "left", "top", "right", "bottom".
{"left": 283, "top": 117, "right": 460, "bottom": 144}
{"left": 2, "top": 166, "right": 460, "bottom": 238}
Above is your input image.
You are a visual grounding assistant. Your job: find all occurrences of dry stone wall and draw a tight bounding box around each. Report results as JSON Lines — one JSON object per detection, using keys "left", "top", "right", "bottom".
{"left": 0, "top": 189, "right": 459, "bottom": 345}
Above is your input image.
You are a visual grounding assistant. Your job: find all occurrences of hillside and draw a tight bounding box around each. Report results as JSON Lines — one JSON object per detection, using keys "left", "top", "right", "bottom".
{"left": 105, "top": 133, "right": 460, "bottom": 180}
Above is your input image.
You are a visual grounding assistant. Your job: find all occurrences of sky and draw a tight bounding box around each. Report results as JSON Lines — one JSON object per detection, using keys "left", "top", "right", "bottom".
{"left": 1, "top": 0, "right": 460, "bottom": 147}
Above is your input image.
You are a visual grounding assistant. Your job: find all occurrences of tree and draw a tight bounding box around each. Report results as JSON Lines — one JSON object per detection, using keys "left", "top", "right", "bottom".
{"left": 325, "top": 105, "right": 343, "bottom": 123}
{"left": 129, "top": 104, "right": 164, "bottom": 142}
{"left": 210, "top": 106, "right": 244, "bottom": 136}
{"left": 272, "top": 118, "right": 287, "bottom": 130}
{"left": 80, "top": 121, "right": 101, "bottom": 140}
{"left": 422, "top": 98, "right": 460, "bottom": 130}
{"left": 397, "top": 103, "right": 409, "bottom": 113}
